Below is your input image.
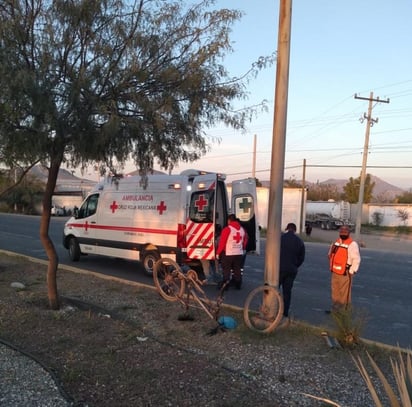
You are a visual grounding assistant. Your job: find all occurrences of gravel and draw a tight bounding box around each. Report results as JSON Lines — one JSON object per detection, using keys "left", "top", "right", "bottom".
{"left": 0, "top": 341, "right": 70, "bottom": 406}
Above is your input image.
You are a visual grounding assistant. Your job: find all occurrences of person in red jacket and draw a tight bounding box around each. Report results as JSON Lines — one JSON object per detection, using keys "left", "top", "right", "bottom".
{"left": 216, "top": 214, "right": 248, "bottom": 290}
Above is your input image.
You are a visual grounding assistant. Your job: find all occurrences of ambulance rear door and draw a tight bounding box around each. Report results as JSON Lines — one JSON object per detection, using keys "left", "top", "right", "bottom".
{"left": 231, "top": 178, "right": 260, "bottom": 255}
{"left": 186, "top": 173, "right": 227, "bottom": 261}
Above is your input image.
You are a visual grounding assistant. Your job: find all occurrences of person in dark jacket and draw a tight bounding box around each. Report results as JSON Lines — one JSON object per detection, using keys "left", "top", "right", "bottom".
{"left": 279, "top": 223, "right": 306, "bottom": 318}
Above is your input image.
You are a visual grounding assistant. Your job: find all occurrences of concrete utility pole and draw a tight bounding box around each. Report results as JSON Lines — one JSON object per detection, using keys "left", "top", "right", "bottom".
{"left": 265, "top": 0, "right": 292, "bottom": 289}
{"left": 354, "top": 92, "right": 389, "bottom": 243}
{"left": 299, "top": 158, "right": 306, "bottom": 234}
{"left": 252, "top": 134, "right": 257, "bottom": 178}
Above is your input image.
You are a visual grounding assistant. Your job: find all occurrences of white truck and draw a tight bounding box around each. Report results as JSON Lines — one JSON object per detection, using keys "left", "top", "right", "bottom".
{"left": 63, "top": 170, "right": 259, "bottom": 275}
{"left": 306, "top": 200, "right": 354, "bottom": 230}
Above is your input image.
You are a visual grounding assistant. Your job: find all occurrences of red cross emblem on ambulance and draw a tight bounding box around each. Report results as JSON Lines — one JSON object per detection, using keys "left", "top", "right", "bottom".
{"left": 157, "top": 200, "right": 167, "bottom": 215}
{"left": 110, "top": 201, "right": 119, "bottom": 213}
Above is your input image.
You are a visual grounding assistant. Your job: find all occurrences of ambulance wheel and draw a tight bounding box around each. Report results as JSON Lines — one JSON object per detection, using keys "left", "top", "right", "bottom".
{"left": 68, "top": 237, "right": 81, "bottom": 262}
{"left": 153, "top": 258, "right": 185, "bottom": 302}
{"left": 141, "top": 250, "right": 161, "bottom": 276}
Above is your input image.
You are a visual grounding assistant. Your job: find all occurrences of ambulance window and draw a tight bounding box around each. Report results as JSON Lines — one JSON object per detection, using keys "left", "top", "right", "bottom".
{"left": 77, "top": 194, "right": 99, "bottom": 219}
{"left": 189, "top": 191, "right": 213, "bottom": 223}
{"left": 234, "top": 194, "right": 254, "bottom": 222}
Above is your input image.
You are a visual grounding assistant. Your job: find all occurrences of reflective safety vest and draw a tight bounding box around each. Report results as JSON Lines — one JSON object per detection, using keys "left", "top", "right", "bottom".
{"left": 225, "top": 225, "right": 245, "bottom": 256}
{"left": 329, "top": 237, "right": 353, "bottom": 275}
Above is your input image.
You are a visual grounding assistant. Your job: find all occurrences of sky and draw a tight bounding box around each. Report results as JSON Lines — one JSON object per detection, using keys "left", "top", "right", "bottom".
{"left": 147, "top": 0, "right": 412, "bottom": 190}
{"left": 72, "top": 1, "right": 412, "bottom": 190}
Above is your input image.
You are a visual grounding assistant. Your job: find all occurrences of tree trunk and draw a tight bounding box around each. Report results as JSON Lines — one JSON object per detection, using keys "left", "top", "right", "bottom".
{"left": 39, "top": 157, "right": 62, "bottom": 310}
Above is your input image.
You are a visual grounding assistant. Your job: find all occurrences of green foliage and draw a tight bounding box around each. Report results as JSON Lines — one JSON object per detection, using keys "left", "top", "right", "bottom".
{"left": 0, "top": 0, "right": 273, "bottom": 175}
{"left": 395, "top": 191, "right": 412, "bottom": 204}
{"left": 396, "top": 226, "right": 411, "bottom": 235}
{"left": 330, "top": 307, "right": 367, "bottom": 348}
{"left": 0, "top": 170, "right": 44, "bottom": 213}
{"left": 353, "top": 350, "right": 412, "bottom": 406}
{"left": 306, "top": 182, "right": 342, "bottom": 201}
{"left": 343, "top": 174, "right": 375, "bottom": 203}
{"left": 362, "top": 224, "right": 412, "bottom": 236}
{"left": 284, "top": 177, "right": 302, "bottom": 188}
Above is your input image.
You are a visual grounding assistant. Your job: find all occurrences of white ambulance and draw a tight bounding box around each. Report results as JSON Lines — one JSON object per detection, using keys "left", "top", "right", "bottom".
{"left": 63, "top": 170, "right": 259, "bottom": 275}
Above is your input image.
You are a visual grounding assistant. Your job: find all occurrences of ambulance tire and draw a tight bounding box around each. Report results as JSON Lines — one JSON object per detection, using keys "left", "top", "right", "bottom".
{"left": 68, "top": 237, "right": 81, "bottom": 262}
{"left": 141, "top": 250, "right": 161, "bottom": 276}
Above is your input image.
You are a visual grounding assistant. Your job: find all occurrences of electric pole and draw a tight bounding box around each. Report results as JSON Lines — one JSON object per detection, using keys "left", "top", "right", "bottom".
{"left": 299, "top": 158, "right": 306, "bottom": 234}
{"left": 252, "top": 134, "right": 257, "bottom": 178}
{"left": 261, "top": 0, "right": 292, "bottom": 332}
{"left": 354, "top": 92, "right": 389, "bottom": 243}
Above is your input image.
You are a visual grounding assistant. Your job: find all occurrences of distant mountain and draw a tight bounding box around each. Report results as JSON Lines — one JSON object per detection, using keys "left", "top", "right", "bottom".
{"left": 29, "top": 165, "right": 85, "bottom": 181}
{"left": 28, "top": 165, "right": 95, "bottom": 193}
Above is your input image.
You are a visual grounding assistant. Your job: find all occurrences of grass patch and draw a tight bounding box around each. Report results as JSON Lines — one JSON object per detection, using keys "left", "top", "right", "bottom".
{"left": 362, "top": 224, "right": 412, "bottom": 236}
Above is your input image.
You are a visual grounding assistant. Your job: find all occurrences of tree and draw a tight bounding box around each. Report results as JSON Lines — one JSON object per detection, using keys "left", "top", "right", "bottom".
{"left": 343, "top": 174, "right": 375, "bottom": 204}
{"left": 1, "top": 171, "right": 44, "bottom": 213}
{"left": 0, "top": 166, "right": 45, "bottom": 213}
{"left": 284, "top": 176, "right": 302, "bottom": 188}
{"left": 0, "top": 0, "right": 273, "bottom": 309}
{"left": 397, "top": 209, "right": 409, "bottom": 226}
{"left": 371, "top": 211, "right": 383, "bottom": 227}
{"left": 395, "top": 191, "right": 412, "bottom": 204}
{"left": 306, "top": 182, "right": 341, "bottom": 201}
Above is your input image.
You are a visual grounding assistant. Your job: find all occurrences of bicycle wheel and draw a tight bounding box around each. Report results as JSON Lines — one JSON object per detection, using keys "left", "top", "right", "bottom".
{"left": 243, "top": 285, "right": 284, "bottom": 333}
{"left": 153, "top": 258, "right": 185, "bottom": 302}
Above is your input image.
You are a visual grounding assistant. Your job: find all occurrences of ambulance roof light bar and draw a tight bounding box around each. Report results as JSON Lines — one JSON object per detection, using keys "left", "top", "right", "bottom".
{"left": 168, "top": 183, "right": 182, "bottom": 190}
{"left": 179, "top": 169, "right": 226, "bottom": 181}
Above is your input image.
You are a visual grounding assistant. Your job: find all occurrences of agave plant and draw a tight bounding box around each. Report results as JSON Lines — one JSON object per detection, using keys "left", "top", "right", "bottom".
{"left": 330, "top": 307, "right": 367, "bottom": 347}
{"left": 352, "top": 350, "right": 412, "bottom": 407}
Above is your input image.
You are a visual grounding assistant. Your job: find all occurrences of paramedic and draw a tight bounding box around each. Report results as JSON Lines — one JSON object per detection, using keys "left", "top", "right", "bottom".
{"left": 216, "top": 214, "right": 248, "bottom": 290}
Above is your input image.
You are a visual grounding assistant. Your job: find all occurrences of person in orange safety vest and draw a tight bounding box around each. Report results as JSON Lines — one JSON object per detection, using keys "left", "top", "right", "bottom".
{"left": 327, "top": 225, "right": 361, "bottom": 312}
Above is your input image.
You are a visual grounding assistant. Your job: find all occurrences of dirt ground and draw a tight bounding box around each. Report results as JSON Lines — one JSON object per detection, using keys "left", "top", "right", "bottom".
{"left": 0, "top": 253, "right": 399, "bottom": 407}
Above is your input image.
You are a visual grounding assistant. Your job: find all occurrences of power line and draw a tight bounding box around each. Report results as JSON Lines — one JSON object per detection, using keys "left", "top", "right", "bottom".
{"left": 226, "top": 164, "right": 412, "bottom": 177}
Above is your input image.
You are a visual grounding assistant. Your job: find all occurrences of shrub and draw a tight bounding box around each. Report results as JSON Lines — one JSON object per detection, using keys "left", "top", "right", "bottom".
{"left": 330, "top": 307, "right": 367, "bottom": 348}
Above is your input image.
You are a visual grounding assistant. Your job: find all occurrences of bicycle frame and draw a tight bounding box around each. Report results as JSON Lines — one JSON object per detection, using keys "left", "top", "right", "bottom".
{"left": 153, "top": 258, "right": 228, "bottom": 321}
{"left": 181, "top": 270, "right": 226, "bottom": 320}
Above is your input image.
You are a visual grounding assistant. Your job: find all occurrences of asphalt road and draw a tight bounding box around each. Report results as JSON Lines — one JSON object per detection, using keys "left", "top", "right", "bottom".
{"left": 1, "top": 213, "right": 411, "bottom": 349}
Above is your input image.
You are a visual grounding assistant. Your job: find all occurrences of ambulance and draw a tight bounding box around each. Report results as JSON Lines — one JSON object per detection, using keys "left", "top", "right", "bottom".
{"left": 63, "top": 170, "right": 259, "bottom": 275}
